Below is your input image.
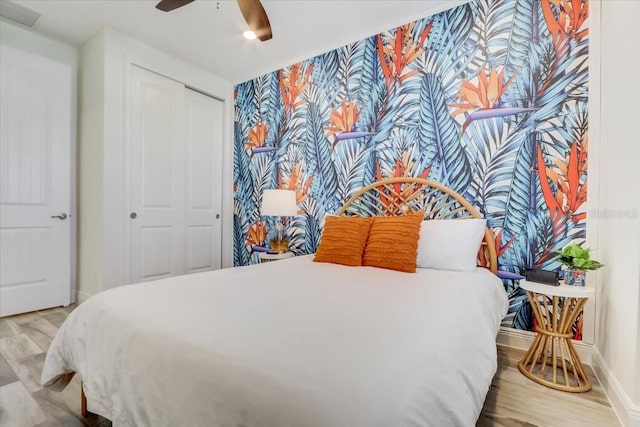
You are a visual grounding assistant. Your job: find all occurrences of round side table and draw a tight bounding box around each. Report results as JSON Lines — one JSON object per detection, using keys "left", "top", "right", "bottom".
{"left": 258, "top": 252, "right": 294, "bottom": 263}
{"left": 518, "top": 279, "right": 594, "bottom": 392}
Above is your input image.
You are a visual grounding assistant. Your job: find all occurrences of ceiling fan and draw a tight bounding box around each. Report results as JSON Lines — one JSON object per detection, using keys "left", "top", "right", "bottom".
{"left": 155, "top": 0, "right": 272, "bottom": 41}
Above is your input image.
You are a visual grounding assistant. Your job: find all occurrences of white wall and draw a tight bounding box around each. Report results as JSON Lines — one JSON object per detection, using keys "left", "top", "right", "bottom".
{"left": 77, "top": 30, "right": 106, "bottom": 300}
{"left": 592, "top": 1, "right": 640, "bottom": 425}
{"left": 77, "top": 27, "right": 234, "bottom": 301}
{"left": 0, "top": 20, "right": 78, "bottom": 303}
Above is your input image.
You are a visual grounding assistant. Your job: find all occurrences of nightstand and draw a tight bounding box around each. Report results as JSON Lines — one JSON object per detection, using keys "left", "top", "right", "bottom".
{"left": 518, "top": 280, "right": 595, "bottom": 392}
{"left": 258, "top": 252, "right": 294, "bottom": 263}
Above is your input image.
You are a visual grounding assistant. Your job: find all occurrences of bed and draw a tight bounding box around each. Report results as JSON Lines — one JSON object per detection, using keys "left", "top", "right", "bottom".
{"left": 41, "top": 178, "right": 508, "bottom": 427}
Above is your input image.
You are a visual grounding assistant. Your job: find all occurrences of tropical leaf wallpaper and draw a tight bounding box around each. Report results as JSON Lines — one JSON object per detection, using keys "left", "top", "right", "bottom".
{"left": 233, "top": 0, "right": 589, "bottom": 335}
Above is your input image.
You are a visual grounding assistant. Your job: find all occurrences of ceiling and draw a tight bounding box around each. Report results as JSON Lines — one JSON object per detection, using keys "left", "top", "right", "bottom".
{"left": 5, "top": 0, "right": 467, "bottom": 84}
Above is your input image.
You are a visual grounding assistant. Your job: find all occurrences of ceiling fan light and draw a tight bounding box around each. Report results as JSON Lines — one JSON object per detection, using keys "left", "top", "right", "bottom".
{"left": 243, "top": 30, "right": 257, "bottom": 40}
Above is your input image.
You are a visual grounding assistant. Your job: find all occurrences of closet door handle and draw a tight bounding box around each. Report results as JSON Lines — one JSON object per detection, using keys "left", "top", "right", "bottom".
{"left": 51, "top": 213, "right": 68, "bottom": 220}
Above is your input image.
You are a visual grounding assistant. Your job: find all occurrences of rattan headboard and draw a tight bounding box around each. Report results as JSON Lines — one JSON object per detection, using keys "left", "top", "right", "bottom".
{"left": 337, "top": 177, "right": 497, "bottom": 273}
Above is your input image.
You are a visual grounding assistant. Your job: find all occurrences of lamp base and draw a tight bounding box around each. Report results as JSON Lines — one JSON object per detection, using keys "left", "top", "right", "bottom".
{"left": 268, "top": 238, "right": 289, "bottom": 253}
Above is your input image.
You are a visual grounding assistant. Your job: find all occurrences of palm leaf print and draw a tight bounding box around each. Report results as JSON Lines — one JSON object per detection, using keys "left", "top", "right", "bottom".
{"left": 464, "top": 118, "right": 516, "bottom": 224}
{"left": 502, "top": 288, "right": 533, "bottom": 330}
{"left": 250, "top": 154, "right": 275, "bottom": 210}
{"left": 465, "top": 0, "right": 513, "bottom": 68}
{"left": 418, "top": 72, "right": 471, "bottom": 190}
{"left": 311, "top": 50, "right": 340, "bottom": 105}
{"left": 356, "top": 36, "right": 384, "bottom": 130}
{"left": 502, "top": 132, "right": 546, "bottom": 269}
{"left": 305, "top": 102, "right": 338, "bottom": 213}
{"left": 253, "top": 74, "right": 275, "bottom": 124}
{"left": 288, "top": 214, "right": 307, "bottom": 254}
{"left": 503, "top": 0, "right": 545, "bottom": 73}
{"left": 434, "top": 3, "right": 474, "bottom": 52}
{"left": 301, "top": 196, "right": 321, "bottom": 253}
{"left": 233, "top": 0, "right": 589, "bottom": 338}
{"left": 333, "top": 139, "right": 371, "bottom": 204}
{"left": 233, "top": 207, "right": 250, "bottom": 267}
{"left": 336, "top": 41, "right": 366, "bottom": 102}
{"left": 235, "top": 80, "right": 257, "bottom": 122}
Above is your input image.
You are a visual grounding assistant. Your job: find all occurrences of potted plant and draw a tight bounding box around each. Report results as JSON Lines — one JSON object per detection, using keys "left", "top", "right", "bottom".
{"left": 557, "top": 243, "right": 604, "bottom": 286}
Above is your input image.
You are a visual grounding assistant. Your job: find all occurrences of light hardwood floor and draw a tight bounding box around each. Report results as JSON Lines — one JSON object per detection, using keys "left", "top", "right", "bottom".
{"left": 0, "top": 307, "right": 621, "bottom": 427}
{"left": 478, "top": 346, "right": 620, "bottom": 426}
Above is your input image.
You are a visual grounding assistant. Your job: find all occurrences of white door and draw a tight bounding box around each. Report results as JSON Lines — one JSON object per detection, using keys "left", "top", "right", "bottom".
{"left": 0, "top": 44, "right": 72, "bottom": 316}
{"left": 128, "top": 66, "right": 223, "bottom": 283}
{"left": 129, "top": 66, "right": 185, "bottom": 283}
{"left": 184, "top": 88, "right": 223, "bottom": 273}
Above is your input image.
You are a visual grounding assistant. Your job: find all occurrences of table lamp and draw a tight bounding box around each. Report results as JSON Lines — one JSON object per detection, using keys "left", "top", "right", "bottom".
{"left": 260, "top": 189, "right": 298, "bottom": 253}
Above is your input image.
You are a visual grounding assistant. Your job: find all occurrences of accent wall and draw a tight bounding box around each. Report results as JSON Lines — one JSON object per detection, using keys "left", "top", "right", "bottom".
{"left": 233, "top": 0, "right": 589, "bottom": 333}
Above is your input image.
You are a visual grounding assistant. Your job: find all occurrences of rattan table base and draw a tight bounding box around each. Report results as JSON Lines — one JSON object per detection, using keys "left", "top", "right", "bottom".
{"left": 518, "top": 290, "right": 591, "bottom": 392}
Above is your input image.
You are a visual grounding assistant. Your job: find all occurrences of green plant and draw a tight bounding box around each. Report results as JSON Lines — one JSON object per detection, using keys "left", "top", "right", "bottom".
{"left": 557, "top": 243, "right": 604, "bottom": 271}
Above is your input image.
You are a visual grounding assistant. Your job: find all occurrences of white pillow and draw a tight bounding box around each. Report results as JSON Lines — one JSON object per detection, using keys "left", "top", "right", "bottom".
{"left": 416, "top": 218, "right": 486, "bottom": 271}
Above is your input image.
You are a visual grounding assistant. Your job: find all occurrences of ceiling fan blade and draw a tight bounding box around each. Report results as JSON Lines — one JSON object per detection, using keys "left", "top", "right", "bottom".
{"left": 237, "top": 0, "right": 272, "bottom": 41}
{"left": 155, "top": 0, "right": 195, "bottom": 12}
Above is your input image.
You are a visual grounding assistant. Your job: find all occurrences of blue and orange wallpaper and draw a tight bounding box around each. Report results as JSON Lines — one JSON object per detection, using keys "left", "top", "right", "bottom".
{"left": 233, "top": 0, "right": 589, "bottom": 334}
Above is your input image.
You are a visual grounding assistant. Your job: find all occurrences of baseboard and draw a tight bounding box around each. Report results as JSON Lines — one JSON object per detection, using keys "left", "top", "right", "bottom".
{"left": 496, "top": 327, "right": 593, "bottom": 364}
{"left": 591, "top": 347, "right": 640, "bottom": 427}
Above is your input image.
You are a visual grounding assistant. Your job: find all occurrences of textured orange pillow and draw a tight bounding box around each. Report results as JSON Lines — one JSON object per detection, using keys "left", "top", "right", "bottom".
{"left": 313, "top": 216, "right": 373, "bottom": 266}
{"left": 363, "top": 212, "right": 423, "bottom": 273}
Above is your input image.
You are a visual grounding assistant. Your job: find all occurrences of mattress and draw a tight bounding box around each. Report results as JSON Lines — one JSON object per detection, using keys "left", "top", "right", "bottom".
{"left": 42, "top": 255, "right": 508, "bottom": 426}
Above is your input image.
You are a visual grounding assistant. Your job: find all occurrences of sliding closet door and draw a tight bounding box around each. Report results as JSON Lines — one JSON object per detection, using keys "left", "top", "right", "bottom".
{"left": 128, "top": 66, "right": 223, "bottom": 283}
{"left": 129, "top": 66, "right": 185, "bottom": 283}
{"left": 184, "top": 89, "right": 223, "bottom": 273}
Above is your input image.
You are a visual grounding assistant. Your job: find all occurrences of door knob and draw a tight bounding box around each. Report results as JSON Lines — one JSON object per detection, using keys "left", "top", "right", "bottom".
{"left": 51, "top": 213, "right": 67, "bottom": 220}
{"left": 130, "top": 212, "right": 137, "bottom": 219}
{"left": 215, "top": 214, "right": 220, "bottom": 219}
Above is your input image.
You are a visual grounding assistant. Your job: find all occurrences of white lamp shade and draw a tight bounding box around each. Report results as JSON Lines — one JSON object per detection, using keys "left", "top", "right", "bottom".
{"left": 261, "top": 189, "right": 298, "bottom": 216}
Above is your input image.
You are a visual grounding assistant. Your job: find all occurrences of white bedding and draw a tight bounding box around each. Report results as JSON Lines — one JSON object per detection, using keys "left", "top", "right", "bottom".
{"left": 42, "top": 255, "right": 508, "bottom": 427}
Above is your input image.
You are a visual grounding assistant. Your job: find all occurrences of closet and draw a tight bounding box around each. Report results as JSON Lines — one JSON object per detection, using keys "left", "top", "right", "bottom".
{"left": 128, "top": 66, "right": 223, "bottom": 283}
{"left": 77, "top": 28, "right": 230, "bottom": 300}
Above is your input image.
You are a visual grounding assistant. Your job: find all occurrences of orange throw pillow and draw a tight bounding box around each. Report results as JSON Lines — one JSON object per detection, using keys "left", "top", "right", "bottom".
{"left": 363, "top": 213, "right": 423, "bottom": 273}
{"left": 313, "top": 216, "right": 373, "bottom": 266}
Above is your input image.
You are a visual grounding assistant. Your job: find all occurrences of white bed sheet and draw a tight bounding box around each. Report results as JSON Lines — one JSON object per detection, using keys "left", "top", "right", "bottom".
{"left": 42, "top": 255, "right": 508, "bottom": 427}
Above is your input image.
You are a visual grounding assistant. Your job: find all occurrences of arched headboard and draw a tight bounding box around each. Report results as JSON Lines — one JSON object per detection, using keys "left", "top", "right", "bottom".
{"left": 336, "top": 177, "right": 497, "bottom": 274}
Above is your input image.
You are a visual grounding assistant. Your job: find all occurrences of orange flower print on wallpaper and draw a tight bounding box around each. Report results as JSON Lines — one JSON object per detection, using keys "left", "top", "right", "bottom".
{"left": 449, "top": 66, "right": 537, "bottom": 133}
{"left": 246, "top": 122, "right": 267, "bottom": 149}
{"left": 378, "top": 21, "right": 432, "bottom": 87}
{"left": 450, "top": 67, "right": 516, "bottom": 115}
{"left": 542, "top": 0, "right": 589, "bottom": 45}
{"left": 245, "top": 121, "right": 277, "bottom": 157}
{"left": 325, "top": 100, "right": 359, "bottom": 145}
{"left": 538, "top": 137, "right": 588, "bottom": 224}
{"left": 325, "top": 100, "right": 377, "bottom": 147}
{"left": 279, "top": 62, "right": 314, "bottom": 114}
{"left": 245, "top": 221, "right": 267, "bottom": 248}
{"left": 233, "top": 0, "right": 589, "bottom": 336}
{"left": 278, "top": 163, "right": 313, "bottom": 210}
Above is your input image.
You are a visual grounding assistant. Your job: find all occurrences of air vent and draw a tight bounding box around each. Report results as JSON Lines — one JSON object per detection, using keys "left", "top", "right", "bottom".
{"left": 0, "top": 1, "right": 40, "bottom": 27}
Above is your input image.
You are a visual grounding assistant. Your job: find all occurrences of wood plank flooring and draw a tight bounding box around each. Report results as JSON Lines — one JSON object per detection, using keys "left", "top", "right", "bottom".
{"left": 0, "top": 306, "right": 621, "bottom": 426}
{"left": 478, "top": 346, "right": 620, "bottom": 426}
{"left": 0, "top": 306, "right": 109, "bottom": 427}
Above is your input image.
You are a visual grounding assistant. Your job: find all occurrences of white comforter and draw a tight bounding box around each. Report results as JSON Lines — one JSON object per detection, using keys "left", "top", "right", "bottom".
{"left": 42, "top": 255, "right": 508, "bottom": 427}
